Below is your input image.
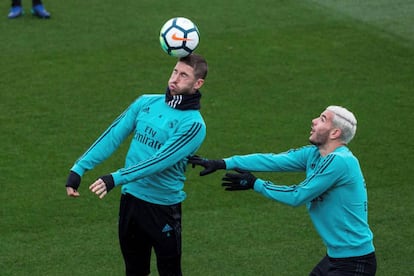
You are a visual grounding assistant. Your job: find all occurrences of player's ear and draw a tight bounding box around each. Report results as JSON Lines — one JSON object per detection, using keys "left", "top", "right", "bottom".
{"left": 330, "top": 128, "right": 342, "bottom": 140}
{"left": 194, "top": 78, "right": 204, "bottom": 90}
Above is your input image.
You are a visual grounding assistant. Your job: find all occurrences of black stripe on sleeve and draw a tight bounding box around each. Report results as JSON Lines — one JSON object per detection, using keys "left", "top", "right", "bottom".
{"left": 262, "top": 154, "right": 336, "bottom": 192}
{"left": 77, "top": 111, "right": 128, "bottom": 160}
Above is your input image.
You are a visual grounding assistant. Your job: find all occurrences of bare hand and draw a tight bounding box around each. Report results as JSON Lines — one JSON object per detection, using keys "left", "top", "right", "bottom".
{"left": 66, "top": 186, "right": 80, "bottom": 197}
{"left": 89, "top": 179, "right": 108, "bottom": 199}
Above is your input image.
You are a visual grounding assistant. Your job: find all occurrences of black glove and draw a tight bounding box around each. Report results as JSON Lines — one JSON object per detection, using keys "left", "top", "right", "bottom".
{"left": 222, "top": 169, "right": 257, "bottom": 191}
{"left": 188, "top": 155, "right": 226, "bottom": 176}
{"left": 99, "top": 174, "right": 115, "bottom": 193}
{"left": 65, "top": 171, "right": 81, "bottom": 190}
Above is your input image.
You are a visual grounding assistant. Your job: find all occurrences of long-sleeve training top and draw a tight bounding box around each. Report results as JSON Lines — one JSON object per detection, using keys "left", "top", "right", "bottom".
{"left": 224, "top": 145, "right": 375, "bottom": 258}
{"left": 71, "top": 94, "right": 206, "bottom": 205}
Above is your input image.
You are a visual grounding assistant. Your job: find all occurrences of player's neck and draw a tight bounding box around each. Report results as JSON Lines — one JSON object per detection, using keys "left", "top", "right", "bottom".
{"left": 318, "top": 141, "right": 345, "bottom": 156}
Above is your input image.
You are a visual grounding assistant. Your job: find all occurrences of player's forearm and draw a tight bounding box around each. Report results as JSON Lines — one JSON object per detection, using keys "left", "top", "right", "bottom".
{"left": 224, "top": 152, "right": 305, "bottom": 172}
{"left": 253, "top": 179, "right": 309, "bottom": 207}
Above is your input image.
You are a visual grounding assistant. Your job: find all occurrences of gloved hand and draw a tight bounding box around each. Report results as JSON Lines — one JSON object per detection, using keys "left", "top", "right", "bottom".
{"left": 188, "top": 155, "right": 226, "bottom": 176}
{"left": 222, "top": 169, "right": 257, "bottom": 191}
{"left": 66, "top": 170, "right": 81, "bottom": 190}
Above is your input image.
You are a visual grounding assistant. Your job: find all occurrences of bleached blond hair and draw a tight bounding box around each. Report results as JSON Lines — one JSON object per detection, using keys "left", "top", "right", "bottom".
{"left": 326, "top": 105, "right": 357, "bottom": 144}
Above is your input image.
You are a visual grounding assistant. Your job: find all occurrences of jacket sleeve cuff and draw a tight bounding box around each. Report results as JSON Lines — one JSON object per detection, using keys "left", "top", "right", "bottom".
{"left": 223, "top": 158, "right": 233, "bottom": 170}
{"left": 70, "top": 164, "right": 86, "bottom": 177}
{"left": 253, "top": 178, "right": 265, "bottom": 192}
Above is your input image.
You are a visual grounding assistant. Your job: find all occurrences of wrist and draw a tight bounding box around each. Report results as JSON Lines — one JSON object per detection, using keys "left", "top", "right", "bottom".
{"left": 245, "top": 172, "right": 257, "bottom": 189}
{"left": 100, "top": 174, "right": 115, "bottom": 192}
{"left": 251, "top": 177, "right": 258, "bottom": 189}
{"left": 217, "top": 159, "right": 226, "bottom": 169}
{"left": 66, "top": 171, "right": 81, "bottom": 190}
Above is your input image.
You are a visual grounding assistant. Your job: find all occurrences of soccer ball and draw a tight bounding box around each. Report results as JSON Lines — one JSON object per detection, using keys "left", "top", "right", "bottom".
{"left": 159, "top": 17, "right": 200, "bottom": 58}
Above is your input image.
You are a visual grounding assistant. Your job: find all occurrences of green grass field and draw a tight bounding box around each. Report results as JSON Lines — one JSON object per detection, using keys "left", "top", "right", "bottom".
{"left": 1, "top": 0, "right": 413, "bottom": 275}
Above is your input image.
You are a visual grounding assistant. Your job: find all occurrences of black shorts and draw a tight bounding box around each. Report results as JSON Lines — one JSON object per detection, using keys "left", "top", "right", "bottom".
{"left": 118, "top": 193, "right": 182, "bottom": 276}
{"left": 309, "top": 252, "right": 377, "bottom": 276}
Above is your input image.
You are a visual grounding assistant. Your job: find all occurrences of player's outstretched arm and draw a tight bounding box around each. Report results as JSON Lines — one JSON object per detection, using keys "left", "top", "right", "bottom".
{"left": 188, "top": 156, "right": 226, "bottom": 176}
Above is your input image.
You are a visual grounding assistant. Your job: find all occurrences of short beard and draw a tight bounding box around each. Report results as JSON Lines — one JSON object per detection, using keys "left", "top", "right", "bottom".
{"left": 309, "top": 139, "right": 321, "bottom": 146}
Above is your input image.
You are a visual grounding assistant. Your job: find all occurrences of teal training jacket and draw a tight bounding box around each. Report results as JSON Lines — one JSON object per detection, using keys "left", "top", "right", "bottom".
{"left": 71, "top": 94, "right": 206, "bottom": 205}
{"left": 224, "top": 145, "right": 375, "bottom": 258}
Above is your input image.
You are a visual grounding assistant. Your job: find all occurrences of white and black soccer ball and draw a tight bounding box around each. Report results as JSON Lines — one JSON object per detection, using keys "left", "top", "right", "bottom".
{"left": 159, "top": 17, "right": 200, "bottom": 58}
